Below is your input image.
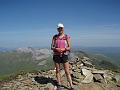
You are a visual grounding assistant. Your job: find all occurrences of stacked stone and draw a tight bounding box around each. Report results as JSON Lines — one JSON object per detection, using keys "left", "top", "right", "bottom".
{"left": 1, "top": 55, "right": 120, "bottom": 90}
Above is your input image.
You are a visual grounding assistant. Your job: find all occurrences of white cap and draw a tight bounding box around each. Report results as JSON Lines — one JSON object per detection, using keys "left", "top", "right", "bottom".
{"left": 57, "top": 23, "right": 64, "bottom": 28}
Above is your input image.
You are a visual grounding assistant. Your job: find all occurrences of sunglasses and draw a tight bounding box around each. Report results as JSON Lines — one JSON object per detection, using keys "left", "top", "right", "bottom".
{"left": 57, "top": 27, "right": 63, "bottom": 30}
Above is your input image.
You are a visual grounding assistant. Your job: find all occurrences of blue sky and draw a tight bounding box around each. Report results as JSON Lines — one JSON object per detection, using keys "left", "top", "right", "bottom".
{"left": 0, "top": 0, "right": 120, "bottom": 48}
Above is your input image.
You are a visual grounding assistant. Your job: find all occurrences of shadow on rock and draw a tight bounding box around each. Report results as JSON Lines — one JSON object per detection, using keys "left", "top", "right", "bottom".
{"left": 34, "top": 76, "right": 70, "bottom": 89}
{"left": 34, "top": 76, "right": 57, "bottom": 85}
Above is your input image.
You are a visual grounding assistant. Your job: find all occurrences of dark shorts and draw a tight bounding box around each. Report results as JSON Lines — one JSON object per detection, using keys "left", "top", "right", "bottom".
{"left": 53, "top": 54, "right": 68, "bottom": 63}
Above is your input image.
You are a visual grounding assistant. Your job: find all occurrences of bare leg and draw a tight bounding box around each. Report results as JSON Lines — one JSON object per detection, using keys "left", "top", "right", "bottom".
{"left": 63, "top": 62, "right": 73, "bottom": 88}
{"left": 54, "top": 62, "right": 61, "bottom": 86}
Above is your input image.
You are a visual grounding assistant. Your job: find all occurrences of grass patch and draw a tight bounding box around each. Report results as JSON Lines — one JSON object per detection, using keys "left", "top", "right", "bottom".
{"left": 0, "top": 51, "right": 54, "bottom": 80}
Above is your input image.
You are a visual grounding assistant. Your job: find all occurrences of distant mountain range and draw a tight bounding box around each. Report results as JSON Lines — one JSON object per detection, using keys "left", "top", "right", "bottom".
{"left": 0, "top": 47, "right": 12, "bottom": 52}
{"left": 74, "top": 47, "right": 120, "bottom": 66}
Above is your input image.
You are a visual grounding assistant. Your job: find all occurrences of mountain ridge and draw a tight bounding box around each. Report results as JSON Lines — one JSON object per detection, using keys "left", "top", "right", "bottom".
{"left": 0, "top": 48, "right": 120, "bottom": 90}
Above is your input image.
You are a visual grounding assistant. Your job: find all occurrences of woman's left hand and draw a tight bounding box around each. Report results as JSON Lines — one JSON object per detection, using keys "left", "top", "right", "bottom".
{"left": 60, "top": 48, "right": 66, "bottom": 52}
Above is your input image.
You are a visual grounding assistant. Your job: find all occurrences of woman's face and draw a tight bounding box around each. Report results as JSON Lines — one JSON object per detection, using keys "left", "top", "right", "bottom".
{"left": 57, "top": 27, "right": 64, "bottom": 34}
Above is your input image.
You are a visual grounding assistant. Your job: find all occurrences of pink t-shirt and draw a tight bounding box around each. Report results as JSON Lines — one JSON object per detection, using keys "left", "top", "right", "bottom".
{"left": 54, "top": 34, "right": 70, "bottom": 48}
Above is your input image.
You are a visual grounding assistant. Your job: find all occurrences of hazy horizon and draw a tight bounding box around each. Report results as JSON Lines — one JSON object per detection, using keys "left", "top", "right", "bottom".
{"left": 0, "top": 0, "right": 120, "bottom": 48}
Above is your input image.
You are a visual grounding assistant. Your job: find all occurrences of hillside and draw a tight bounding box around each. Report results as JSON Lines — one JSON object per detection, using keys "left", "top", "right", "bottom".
{"left": 0, "top": 48, "right": 120, "bottom": 90}
{"left": 0, "top": 48, "right": 54, "bottom": 80}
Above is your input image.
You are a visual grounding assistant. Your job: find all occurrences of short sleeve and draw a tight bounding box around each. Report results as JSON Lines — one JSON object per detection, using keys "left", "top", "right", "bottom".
{"left": 53, "top": 34, "right": 58, "bottom": 39}
{"left": 67, "top": 35, "right": 70, "bottom": 40}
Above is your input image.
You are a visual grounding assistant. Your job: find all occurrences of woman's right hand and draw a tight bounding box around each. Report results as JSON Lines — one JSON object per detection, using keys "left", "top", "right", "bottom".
{"left": 55, "top": 48, "right": 61, "bottom": 53}
{"left": 55, "top": 48, "right": 66, "bottom": 53}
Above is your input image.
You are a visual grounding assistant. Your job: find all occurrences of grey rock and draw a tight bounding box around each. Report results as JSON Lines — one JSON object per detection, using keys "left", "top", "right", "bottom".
{"left": 112, "top": 75, "right": 120, "bottom": 82}
{"left": 72, "top": 78, "right": 80, "bottom": 83}
{"left": 92, "top": 70, "right": 106, "bottom": 74}
{"left": 81, "top": 66, "right": 95, "bottom": 71}
{"left": 116, "top": 81, "right": 120, "bottom": 87}
{"left": 45, "top": 83, "right": 54, "bottom": 90}
{"left": 83, "top": 61, "right": 93, "bottom": 68}
{"left": 81, "top": 73, "right": 93, "bottom": 83}
{"left": 93, "top": 74, "right": 103, "bottom": 82}
{"left": 83, "top": 57, "right": 90, "bottom": 61}
{"left": 72, "top": 72, "right": 81, "bottom": 79}
{"left": 60, "top": 70, "right": 65, "bottom": 77}
{"left": 81, "top": 68, "right": 92, "bottom": 76}
{"left": 81, "top": 69, "right": 93, "bottom": 83}
{"left": 72, "top": 80, "right": 79, "bottom": 85}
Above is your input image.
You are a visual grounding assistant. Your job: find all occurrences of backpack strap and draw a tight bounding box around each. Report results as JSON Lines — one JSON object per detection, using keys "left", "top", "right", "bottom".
{"left": 53, "top": 34, "right": 58, "bottom": 40}
{"left": 65, "top": 34, "right": 68, "bottom": 42}
{"left": 65, "top": 34, "right": 71, "bottom": 52}
{"left": 65, "top": 34, "right": 67, "bottom": 40}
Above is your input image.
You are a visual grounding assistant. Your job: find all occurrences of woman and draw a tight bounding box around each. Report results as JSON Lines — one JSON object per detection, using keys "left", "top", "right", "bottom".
{"left": 51, "top": 23, "right": 74, "bottom": 90}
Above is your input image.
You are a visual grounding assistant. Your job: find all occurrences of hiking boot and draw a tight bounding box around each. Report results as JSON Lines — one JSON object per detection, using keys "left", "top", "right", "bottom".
{"left": 69, "top": 87, "right": 74, "bottom": 90}
{"left": 56, "top": 85, "right": 61, "bottom": 90}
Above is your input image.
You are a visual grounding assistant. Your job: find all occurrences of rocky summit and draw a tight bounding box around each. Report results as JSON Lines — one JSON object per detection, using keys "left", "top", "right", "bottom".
{"left": 0, "top": 52, "right": 120, "bottom": 90}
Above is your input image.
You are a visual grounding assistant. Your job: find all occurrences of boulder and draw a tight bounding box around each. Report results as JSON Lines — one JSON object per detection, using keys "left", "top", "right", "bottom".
{"left": 72, "top": 72, "right": 81, "bottom": 79}
{"left": 60, "top": 70, "right": 65, "bottom": 77}
{"left": 92, "top": 70, "right": 106, "bottom": 75}
{"left": 81, "top": 69, "right": 93, "bottom": 83}
{"left": 72, "top": 78, "right": 80, "bottom": 83}
{"left": 93, "top": 74, "right": 103, "bottom": 82}
{"left": 81, "top": 73, "right": 93, "bottom": 84}
{"left": 83, "top": 57, "right": 90, "bottom": 61}
{"left": 81, "top": 66, "right": 95, "bottom": 71}
{"left": 83, "top": 61, "right": 93, "bottom": 67}
{"left": 112, "top": 75, "right": 120, "bottom": 82}
{"left": 116, "top": 81, "right": 120, "bottom": 87}
{"left": 80, "top": 63, "right": 84, "bottom": 67}
{"left": 72, "top": 80, "right": 79, "bottom": 85}
{"left": 82, "top": 68, "right": 92, "bottom": 76}
{"left": 45, "top": 83, "right": 54, "bottom": 90}
{"left": 21, "top": 79, "right": 32, "bottom": 85}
